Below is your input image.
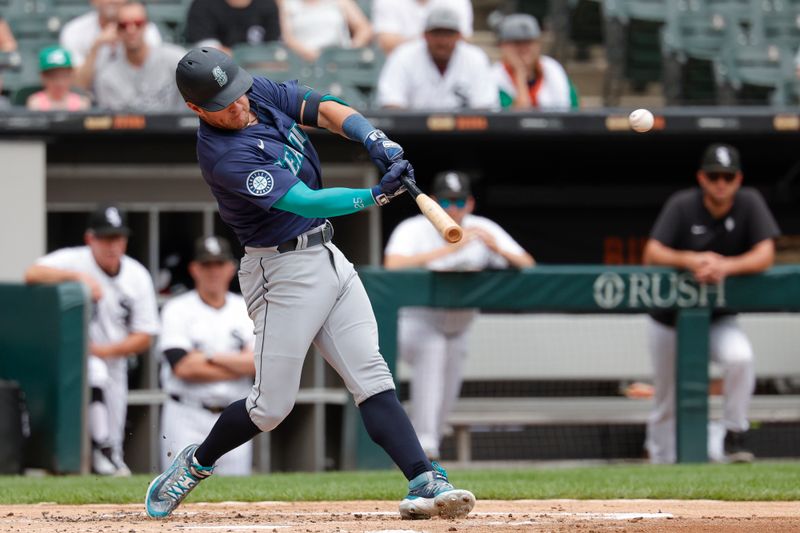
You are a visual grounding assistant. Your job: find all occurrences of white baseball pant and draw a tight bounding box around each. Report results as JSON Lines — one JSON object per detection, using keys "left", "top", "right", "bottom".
{"left": 645, "top": 316, "right": 755, "bottom": 464}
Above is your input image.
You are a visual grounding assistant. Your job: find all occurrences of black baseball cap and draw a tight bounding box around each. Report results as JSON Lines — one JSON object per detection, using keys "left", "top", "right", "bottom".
{"left": 433, "top": 171, "right": 471, "bottom": 199}
{"left": 193, "top": 236, "right": 234, "bottom": 263}
{"left": 176, "top": 47, "right": 253, "bottom": 112}
{"left": 701, "top": 143, "right": 741, "bottom": 174}
{"left": 87, "top": 205, "right": 130, "bottom": 237}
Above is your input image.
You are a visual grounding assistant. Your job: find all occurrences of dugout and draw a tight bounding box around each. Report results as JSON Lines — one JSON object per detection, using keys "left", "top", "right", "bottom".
{"left": 1, "top": 107, "right": 800, "bottom": 471}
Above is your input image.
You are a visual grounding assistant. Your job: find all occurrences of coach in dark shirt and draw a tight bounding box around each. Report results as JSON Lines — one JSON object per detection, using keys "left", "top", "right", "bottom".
{"left": 642, "top": 143, "right": 780, "bottom": 466}
{"left": 185, "top": 0, "right": 280, "bottom": 53}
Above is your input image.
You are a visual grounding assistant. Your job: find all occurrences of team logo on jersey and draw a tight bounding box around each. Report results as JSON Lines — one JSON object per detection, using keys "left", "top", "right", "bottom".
{"left": 246, "top": 169, "right": 274, "bottom": 196}
{"left": 725, "top": 217, "right": 735, "bottom": 232}
{"left": 212, "top": 66, "right": 228, "bottom": 87}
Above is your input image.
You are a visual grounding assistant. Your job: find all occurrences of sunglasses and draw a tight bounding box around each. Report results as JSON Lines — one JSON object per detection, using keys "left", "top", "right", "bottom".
{"left": 706, "top": 172, "right": 737, "bottom": 183}
{"left": 117, "top": 19, "right": 146, "bottom": 30}
{"left": 438, "top": 198, "right": 467, "bottom": 208}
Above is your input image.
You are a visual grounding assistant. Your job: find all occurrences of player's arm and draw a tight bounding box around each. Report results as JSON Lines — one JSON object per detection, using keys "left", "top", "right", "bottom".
{"left": 715, "top": 239, "right": 775, "bottom": 277}
{"left": 165, "top": 348, "right": 241, "bottom": 382}
{"left": 207, "top": 347, "right": 256, "bottom": 377}
{"left": 643, "top": 239, "right": 706, "bottom": 270}
{"left": 384, "top": 243, "right": 468, "bottom": 269}
{"left": 24, "top": 264, "right": 103, "bottom": 301}
{"left": 90, "top": 332, "right": 151, "bottom": 359}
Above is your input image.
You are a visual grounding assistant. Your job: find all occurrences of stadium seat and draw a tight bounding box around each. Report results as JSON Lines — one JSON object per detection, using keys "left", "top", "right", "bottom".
{"left": 758, "top": 0, "right": 800, "bottom": 50}
{"left": 6, "top": 14, "right": 63, "bottom": 40}
{"left": 661, "top": 0, "right": 742, "bottom": 105}
{"left": 232, "top": 42, "right": 313, "bottom": 84}
{"left": 602, "top": 0, "right": 669, "bottom": 104}
{"left": 2, "top": 38, "right": 54, "bottom": 96}
{"left": 311, "top": 46, "right": 383, "bottom": 110}
{"left": 713, "top": 41, "right": 796, "bottom": 105}
{"left": 10, "top": 83, "right": 41, "bottom": 106}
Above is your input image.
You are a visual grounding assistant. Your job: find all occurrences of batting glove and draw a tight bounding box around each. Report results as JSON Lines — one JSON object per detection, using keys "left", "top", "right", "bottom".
{"left": 365, "top": 129, "right": 404, "bottom": 174}
{"left": 372, "top": 160, "right": 412, "bottom": 206}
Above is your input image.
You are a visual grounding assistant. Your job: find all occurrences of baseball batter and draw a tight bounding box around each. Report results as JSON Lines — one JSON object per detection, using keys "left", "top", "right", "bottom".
{"left": 25, "top": 205, "right": 159, "bottom": 475}
{"left": 159, "top": 236, "right": 255, "bottom": 476}
{"left": 384, "top": 171, "right": 534, "bottom": 459}
{"left": 643, "top": 143, "right": 780, "bottom": 464}
{"left": 146, "top": 47, "right": 475, "bottom": 520}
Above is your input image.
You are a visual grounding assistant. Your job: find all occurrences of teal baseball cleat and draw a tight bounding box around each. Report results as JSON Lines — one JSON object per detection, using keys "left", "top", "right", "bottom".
{"left": 399, "top": 462, "right": 476, "bottom": 520}
{"left": 145, "top": 444, "right": 214, "bottom": 518}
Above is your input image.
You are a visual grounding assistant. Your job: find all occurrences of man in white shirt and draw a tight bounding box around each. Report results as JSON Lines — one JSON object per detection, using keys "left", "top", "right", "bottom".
{"left": 376, "top": 7, "right": 499, "bottom": 111}
{"left": 25, "top": 205, "right": 160, "bottom": 475}
{"left": 372, "top": 0, "right": 473, "bottom": 55}
{"left": 59, "top": 0, "right": 162, "bottom": 90}
{"left": 384, "top": 171, "right": 534, "bottom": 459}
{"left": 94, "top": 1, "right": 185, "bottom": 111}
{"left": 159, "top": 236, "right": 255, "bottom": 475}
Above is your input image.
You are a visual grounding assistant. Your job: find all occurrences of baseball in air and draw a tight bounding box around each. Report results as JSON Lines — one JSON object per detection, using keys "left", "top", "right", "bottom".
{"left": 629, "top": 108, "right": 655, "bottom": 133}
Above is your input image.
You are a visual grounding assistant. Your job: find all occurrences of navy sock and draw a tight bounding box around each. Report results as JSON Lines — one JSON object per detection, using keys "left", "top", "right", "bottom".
{"left": 359, "top": 389, "right": 432, "bottom": 480}
{"left": 194, "top": 399, "right": 261, "bottom": 467}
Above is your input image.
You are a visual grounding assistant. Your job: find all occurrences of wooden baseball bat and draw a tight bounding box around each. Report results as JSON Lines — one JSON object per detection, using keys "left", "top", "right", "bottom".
{"left": 401, "top": 176, "right": 463, "bottom": 243}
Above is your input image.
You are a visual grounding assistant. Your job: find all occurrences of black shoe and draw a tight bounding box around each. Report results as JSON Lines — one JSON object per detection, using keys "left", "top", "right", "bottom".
{"left": 723, "top": 430, "right": 754, "bottom": 464}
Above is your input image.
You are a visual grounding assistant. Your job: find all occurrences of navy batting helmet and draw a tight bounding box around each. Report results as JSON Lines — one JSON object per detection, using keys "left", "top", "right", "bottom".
{"left": 175, "top": 48, "right": 253, "bottom": 112}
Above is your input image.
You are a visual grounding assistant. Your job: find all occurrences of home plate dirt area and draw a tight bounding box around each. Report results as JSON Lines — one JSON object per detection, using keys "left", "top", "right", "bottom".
{"left": 2, "top": 500, "right": 799, "bottom": 532}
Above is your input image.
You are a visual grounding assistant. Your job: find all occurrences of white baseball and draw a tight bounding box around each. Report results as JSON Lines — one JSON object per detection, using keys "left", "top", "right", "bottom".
{"left": 629, "top": 108, "right": 654, "bottom": 133}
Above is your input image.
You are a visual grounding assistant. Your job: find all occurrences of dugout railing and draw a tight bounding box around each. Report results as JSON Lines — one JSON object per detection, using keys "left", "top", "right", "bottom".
{"left": 353, "top": 265, "right": 800, "bottom": 468}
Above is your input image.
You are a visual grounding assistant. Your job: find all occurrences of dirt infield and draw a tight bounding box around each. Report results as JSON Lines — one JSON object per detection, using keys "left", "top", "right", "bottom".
{"left": 2, "top": 500, "right": 799, "bottom": 532}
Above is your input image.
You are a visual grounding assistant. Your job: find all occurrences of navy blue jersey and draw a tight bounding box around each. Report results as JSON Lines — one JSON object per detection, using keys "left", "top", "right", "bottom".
{"left": 196, "top": 77, "right": 325, "bottom": 247}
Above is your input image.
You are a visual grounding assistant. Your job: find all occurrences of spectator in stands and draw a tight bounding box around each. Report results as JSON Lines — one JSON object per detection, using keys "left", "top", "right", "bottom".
{"left": 24, "top": 205, "right": 159, "bottom": 475}
{"left": 376, "top": 7, "right": 498, "bottom": 110}
{"left": 0, "top": 17, "right": 17, "bottom": 52}
{"left": 60, "top": 0, "right": 163, "bottom": 91}
{"left": 27, "top": 46, "right": 91, "bottom": 111}
{"left": 184, "top": 0, "right": 280, "bottom": 54}
{"left": 279, "top": 0, "right": 373, "bottom": 62}
{"left": 94, "top": 2, "right": 186, "bottom": 111}
{"left": 159, "top": 236, "right": 255, "bottom": 476}
{"left": 384, "top": 170, "right": 534, "bottom": 459}
{"left": 372, "top": 0, "right": 472, "bottom": 56}
{"left": 643, "top": 143, "right": 780, "bottom": 465}
{"left": 491, "top": 14, "right": 577, "bottom": 111}
{"left": 0, "top": 16, "right": 18, "bottom": 108}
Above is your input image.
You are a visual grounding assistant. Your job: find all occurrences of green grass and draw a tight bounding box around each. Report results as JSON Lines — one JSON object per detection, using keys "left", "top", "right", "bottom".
{"left": 1, "top": 462, "right": 799, "bottom": 505}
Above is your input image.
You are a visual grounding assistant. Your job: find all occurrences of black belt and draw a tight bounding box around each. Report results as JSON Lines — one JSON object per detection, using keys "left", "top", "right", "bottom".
{"left": 169, "top": 394, "right": 226, "bottom": 414}
{"left": 276, "top": 220, "right": 333, "bottom": 254}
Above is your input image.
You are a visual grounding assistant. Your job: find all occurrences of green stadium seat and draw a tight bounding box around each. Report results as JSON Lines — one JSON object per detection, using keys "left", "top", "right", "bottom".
{"left": 758, "top": 0, "right": 800, "bottom": 50}
{"left": 10, "top": 83, "right": 42, "bottom": 106}
{"left": 232, "top": 42, "right": 313, "bottom": 84}
{"left": 6, "top": 14, "right": 62, "bottom": 40}
{"left": 2, "top": 38, "right": 55, "bottom": 95}
{"left": 311, "top": 46, "right": 383, "bottom": 111}
{"left": 713, "top": 41, "right": 796, "bottom": 105}
{"left": 313, "top": 46, "right": 382, "bottom": 92}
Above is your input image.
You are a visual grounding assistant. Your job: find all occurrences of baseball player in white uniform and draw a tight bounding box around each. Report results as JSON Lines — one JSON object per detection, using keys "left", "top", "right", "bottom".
{"left": 643, "top": 143, "right": 780, "bottom": 464}
{"left": 25, "top": 205, "right": 159, "bottom": 475}
{"left": 159, "top": 236, "right": 255, "bottom": 475}
{"left": 384, "top": 171, "right": 535, "bottom": 459}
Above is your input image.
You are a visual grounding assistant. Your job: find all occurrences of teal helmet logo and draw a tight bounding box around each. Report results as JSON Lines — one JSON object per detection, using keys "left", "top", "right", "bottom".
{"left": 212, "top": 66, "right": 228, "bottom": 87}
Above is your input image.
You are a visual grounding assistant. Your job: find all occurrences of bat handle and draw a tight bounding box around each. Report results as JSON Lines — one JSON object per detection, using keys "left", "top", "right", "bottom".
{"left": 401, "top": 175, "right": 422, "bottom": 198}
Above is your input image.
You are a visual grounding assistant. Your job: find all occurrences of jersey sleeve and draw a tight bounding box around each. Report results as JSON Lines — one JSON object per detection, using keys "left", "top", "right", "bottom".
{"left": 482, "top": 219, "right": 526, "bottom": 268}
{"left": 130, "top": 265, "right": 160, "bottom": 336}
{"left": 251, "top": 77, "right": 303, "bottom": 123}
{"left": 35, "top": 247, "right": 83, "bottom": 270}
{"left": 212, "top": 149, "right": 300, "bottom": 211}
{"left": 158, "top": 299, "right": 193, "bottom": 353}
{"left": 649, "top": 193, "right": 684, "bottom": 247}
{"left": 743, "top": 189, "right": 781, "bottom": 245}
{"left": 469, "top": 49, "right": 500, "bottom": 110}
{"left": 384, "top": 219, "right": 422, "bottom": 256}
{"left": 375, "top": 49, "right": 410, "bottom": 107}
